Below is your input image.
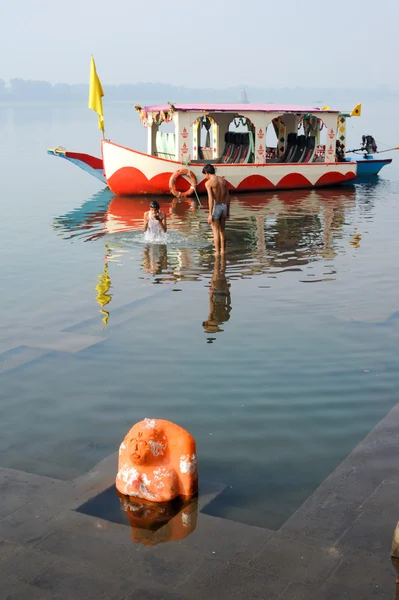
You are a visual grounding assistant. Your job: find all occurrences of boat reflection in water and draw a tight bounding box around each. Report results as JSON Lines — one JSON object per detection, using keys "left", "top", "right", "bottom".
{"left": 54, "top": 184, "right": 364, "bottom": 332}
{"left": 117, "top": 490, "right": 198, "bottom": 546}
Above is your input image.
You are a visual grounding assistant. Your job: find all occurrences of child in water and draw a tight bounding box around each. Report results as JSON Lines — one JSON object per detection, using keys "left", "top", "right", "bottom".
{"left": 143, "top": 200, "right": 167, "bottom": 243}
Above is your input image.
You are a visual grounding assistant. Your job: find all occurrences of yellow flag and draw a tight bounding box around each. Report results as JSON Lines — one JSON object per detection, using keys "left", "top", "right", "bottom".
{"left": 88, "top": 56, "right": 104, "bottom": 132}
{"left": 350, "top": 103, "right": 362, "bottom": 117}
{"left": 321, "top": 105, "right": 330, "bottom": 110}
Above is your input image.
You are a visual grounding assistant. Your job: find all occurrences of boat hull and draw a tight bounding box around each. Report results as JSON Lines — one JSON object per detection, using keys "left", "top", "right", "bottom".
{"left": 48, "top": 145, "right": 392, "bottom": 190}
{"left": 354, "top": 158, "right": 392, "bottom": 177}
{"left": 47, "top": 148, "right": 106, "bottom": 183}
{"left": 102, "top": 141, "right": 357, "bottom": 196}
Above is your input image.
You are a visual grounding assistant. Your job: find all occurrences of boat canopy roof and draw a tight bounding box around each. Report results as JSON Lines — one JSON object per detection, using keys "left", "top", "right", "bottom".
{"left": 141, "top": 103, "right": 340, "bottom": 114}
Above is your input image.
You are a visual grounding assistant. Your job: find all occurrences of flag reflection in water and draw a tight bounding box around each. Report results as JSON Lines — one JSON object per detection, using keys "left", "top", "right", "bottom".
{"left": 95, "top": 244, "right": 113, "bottom": 328}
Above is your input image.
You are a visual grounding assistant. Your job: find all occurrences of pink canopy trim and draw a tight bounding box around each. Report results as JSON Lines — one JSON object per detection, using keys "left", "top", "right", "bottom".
{"left": 141, "top": 103, "right": 340, "bottom": 114}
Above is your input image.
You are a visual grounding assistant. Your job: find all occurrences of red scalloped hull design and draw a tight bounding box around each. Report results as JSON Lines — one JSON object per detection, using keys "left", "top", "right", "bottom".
{"left": 107, "top": 167, "right": 356, "bottom": 195}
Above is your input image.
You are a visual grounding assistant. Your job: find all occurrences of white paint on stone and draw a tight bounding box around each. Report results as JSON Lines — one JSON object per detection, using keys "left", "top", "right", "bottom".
{"left": 117, "top": 465, "right": 156, "bottom": 500}
{"left": 142, "top": 473, "right": 151, "bottom": 487}
{"left": 180, "top": 454, "right": 197, "bottom": 474}
{"left": 117, "top": 464, "right": 139, "bottom": 494}
{"left": 153, "top": 466, "right": 174, "bottom": 489}
{"left": 139, "top": 482, "right": 155, "bottom": 500}
{"left": 181, "top": 511, "right": 192, "bottom": 528}
{"left": 149, "top": 440, "right": 166, "bottom": 456}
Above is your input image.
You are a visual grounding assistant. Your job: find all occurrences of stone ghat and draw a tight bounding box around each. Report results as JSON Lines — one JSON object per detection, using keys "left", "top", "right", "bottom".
{"left": 1, "top": 402, "right": 399, "bottom": 598}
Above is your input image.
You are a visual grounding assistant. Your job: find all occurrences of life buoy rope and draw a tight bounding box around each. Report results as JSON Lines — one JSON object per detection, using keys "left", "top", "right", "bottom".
{"left": 169, "top": 168, "right": 197, "bottom": 198}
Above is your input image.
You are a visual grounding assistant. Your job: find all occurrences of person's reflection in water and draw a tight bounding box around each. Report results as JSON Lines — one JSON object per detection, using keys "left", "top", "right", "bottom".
{"left": 142, "top": 244, "right": 168, "bottom": 283}
{"left": 202, "top": 255, "right": 232, "bottom": 342}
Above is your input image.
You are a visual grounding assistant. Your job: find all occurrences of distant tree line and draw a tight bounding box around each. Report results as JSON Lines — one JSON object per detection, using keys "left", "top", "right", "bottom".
{"left": 0, "top": 78, "right": 397, "bottom": 104}
{"left": 0, "top": 78, "right": 239, "bottom": 103}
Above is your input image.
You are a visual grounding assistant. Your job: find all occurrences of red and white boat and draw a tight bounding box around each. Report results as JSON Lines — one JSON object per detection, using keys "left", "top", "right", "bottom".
{"left": 50, "top": 103, "right": 358, "bottom": 195}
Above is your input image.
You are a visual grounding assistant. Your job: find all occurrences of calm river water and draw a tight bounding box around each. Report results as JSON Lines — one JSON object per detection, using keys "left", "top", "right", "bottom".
{"left": 1, "top": 102, "right": 399, "bottom": 529}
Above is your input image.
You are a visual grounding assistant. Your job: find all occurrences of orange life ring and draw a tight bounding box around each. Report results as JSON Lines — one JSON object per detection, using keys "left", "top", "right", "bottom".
{"left": 169, "top": 168, "right": 197, "bottom": 198}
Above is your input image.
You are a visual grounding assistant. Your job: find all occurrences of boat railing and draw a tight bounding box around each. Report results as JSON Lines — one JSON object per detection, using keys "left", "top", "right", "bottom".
{"left": 154, "top": 151, "right": 176, "bottom": 160}
{"left": 314, "top": 144, "right": 326, "bottom": 161}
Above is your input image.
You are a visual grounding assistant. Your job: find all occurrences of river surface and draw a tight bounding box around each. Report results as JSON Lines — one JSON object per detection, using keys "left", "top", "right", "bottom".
{"left": 1, "top": 102, "right": 399, "bottom": 528}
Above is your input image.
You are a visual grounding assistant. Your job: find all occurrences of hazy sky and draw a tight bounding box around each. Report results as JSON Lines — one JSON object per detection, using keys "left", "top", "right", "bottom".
{"left": 2, "top": 0, "right": 398, "bottom": 89}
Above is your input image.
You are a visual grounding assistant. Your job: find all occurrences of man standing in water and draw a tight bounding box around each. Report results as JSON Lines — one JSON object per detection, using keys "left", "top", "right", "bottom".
{"left": 203, "top": 164, "right": 230, "bottom": 254}
{"left": 143, "top": 200, "right": 167, "bottom": 242}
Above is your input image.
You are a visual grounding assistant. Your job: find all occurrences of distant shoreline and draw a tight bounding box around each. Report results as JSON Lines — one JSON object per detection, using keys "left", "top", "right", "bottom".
{"left": 0, "top": 79, "right": 398, "bottom": 105}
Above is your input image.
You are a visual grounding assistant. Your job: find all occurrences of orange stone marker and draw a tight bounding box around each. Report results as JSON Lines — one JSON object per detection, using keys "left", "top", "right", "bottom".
{"left": 116, "top": 418, "right": 198, "bottom": 502}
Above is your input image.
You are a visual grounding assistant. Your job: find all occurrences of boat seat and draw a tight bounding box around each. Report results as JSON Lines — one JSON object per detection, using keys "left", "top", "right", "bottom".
{"left": 236, "top": 133, "right": 250, "bottom": 163}
{"left": 220, "top": 131, "right": 255, "bottom": 164}
{"left": 302, "top": 136, "right": 316, "bottom": 163}
{"left": 230, "top": 133, "right": 244, "bottom": 163}
{"left": 221, "top": 132, "right": 235, "bottom": 163}
{"left": 246, "top": 131, "right": 255, "bottom": 163}
{"left": 231, "top": 133, "right": 241, "bottom": 161}
{"left": 288, "top": 135, "right": 307, "bottom": 163}
{"left": 235, "top": 131, "right": 255, "bottom": 164}
{"left": 222, "top": 132, "right": 235, "bottom": 163}
{"left": 281, "top": 133, "right": 297, "bottom": 163}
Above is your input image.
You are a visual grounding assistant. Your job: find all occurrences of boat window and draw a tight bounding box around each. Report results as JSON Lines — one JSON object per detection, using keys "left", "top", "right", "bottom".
{"left": 196, "top": 116, "right": 214, "bottom": 161}
{"left": 265, "top": 120, "right": 279, "bottom": 162}
{"left": 155, "top": 121, "right": 175, "bottom": 160}
{"left": 218, "top": 116, "right": 254, "bottom": 164}
{"left": 278, "top": 115, "right": 325, "bottom": 164}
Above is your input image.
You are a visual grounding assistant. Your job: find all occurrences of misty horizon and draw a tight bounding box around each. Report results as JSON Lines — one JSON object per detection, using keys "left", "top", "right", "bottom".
{"left": 2, "top": 0, "right": 398, "bottom": 90}
{"left": 1, "top": 77, "right": 398, "bottom": 106}
{"left": 0, "top": 77, "right": 397, "bottom": 92}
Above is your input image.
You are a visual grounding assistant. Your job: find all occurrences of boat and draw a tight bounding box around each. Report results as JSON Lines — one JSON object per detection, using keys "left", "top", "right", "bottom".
{"left": 344, "top": 135, "right": 393, "bottom": 177}
{"left": 103, "top": 104, "right": 359, "bottom": 195}
{"left": 48, "top": 103, "right": 393, "bottom": 194}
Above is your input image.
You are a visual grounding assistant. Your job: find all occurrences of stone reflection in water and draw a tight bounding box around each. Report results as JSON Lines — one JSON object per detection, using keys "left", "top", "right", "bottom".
{"left": 202, "top": 255, "right": 232, "bottom": 342}
{"left": 117, "top": 490, "right": 198, "bottom": 546}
